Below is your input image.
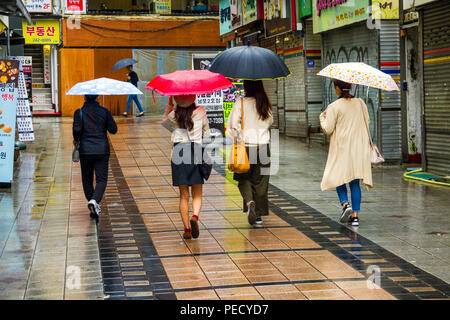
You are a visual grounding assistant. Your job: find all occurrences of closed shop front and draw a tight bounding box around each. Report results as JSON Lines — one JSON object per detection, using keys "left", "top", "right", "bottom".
{"left": 276, "top": 39, "right": 286, "bottom": 133}
{"left": 283, "top": 31, "right": 307, "bottom": 137}
{"left": 422, "top": 2, "right": 450, "bottom": 175}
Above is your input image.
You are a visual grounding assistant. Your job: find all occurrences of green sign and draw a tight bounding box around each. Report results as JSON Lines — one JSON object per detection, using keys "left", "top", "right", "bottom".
{"left": 313, "top": 0, "right": 369, "bottom": 33}
{"left": 299, "top": 0, "right": 312, "bottom": 18}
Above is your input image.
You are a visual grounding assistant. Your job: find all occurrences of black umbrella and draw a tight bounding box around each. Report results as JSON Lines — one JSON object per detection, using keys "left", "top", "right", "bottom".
{"left": 208, "top": 46, "right": 291, "bottom": 80}
{"left": 111, "top": 58, "right": 138, "bottom": 71}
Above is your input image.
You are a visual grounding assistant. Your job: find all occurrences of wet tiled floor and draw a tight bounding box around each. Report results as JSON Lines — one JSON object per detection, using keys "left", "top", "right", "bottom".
{"left": 0, "top": 116, "right": 449, "bottom": 300}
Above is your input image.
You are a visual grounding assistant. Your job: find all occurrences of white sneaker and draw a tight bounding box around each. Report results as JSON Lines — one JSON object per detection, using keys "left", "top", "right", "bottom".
{"left": 88, "top": 199, "right": 100, "bottom": 219}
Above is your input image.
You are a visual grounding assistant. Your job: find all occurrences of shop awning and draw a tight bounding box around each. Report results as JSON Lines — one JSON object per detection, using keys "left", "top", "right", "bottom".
{"left": 0, "top": 0, "right": 31, "bottom": 25}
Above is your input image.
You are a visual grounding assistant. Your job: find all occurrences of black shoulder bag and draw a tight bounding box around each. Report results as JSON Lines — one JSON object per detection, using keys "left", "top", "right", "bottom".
{"left": 72, "top": 108, "right": 83, "bottom": 162}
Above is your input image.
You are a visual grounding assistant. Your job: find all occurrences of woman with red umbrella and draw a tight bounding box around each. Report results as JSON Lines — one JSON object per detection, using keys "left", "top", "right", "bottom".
{"left": 147, "top": 69, "right": 233, "bottom": 239}
{"left": 162, "top": 95, "right": 211, "bottom": 240}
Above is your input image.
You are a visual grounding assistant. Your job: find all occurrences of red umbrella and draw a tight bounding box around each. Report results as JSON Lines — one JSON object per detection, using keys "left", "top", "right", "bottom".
{"left": 145, "top": 69, "right": 234, "bottom": 96}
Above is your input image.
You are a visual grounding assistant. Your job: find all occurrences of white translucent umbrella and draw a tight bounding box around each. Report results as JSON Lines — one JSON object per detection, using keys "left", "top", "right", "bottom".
{"left": 317, "top": 62, "right": 399, "bottom": 91}
{"left": 66, "top": 77, "right": 143, "bottom": 95}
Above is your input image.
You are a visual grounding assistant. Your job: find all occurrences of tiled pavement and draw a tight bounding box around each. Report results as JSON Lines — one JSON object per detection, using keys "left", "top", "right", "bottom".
{"left": 0, "top": 116, "right": 449, "bottom": 300}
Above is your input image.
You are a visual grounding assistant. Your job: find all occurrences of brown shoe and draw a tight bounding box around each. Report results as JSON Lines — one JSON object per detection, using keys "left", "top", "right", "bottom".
{"left": 183, "top": 230, "right": 192, "bottom": 239}
{"left": 190, "top": 216, "right": 199, "bottom": 239}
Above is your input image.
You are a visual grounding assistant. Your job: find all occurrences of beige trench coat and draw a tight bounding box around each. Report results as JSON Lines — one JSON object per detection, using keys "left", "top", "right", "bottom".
{"left": 320, "top": 97, "right": 373, "bottom": 191}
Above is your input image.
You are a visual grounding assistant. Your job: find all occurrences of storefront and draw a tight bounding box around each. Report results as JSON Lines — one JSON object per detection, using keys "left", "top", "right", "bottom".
{"left": 313, "top": 0, "right": 402, "bottom": 161}
{"left": 421, "top": 1, "right": 450, "bottom": 175}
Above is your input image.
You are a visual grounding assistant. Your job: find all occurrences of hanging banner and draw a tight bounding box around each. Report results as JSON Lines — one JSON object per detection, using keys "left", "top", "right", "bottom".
{"left": 192, "top": 54, "right": 225, "bottom": 138}
{"left": 22, "top": 20, "right": 60, "bottom": 44}
{"left": 64, "top": 0, "right": 86, "bottom": 14}
{"left": 8, "top": 56, "right": 32, "bottom": 102}
{"left": 230, "top": 0, "right": 243, "bottom": 30}
{"left": 22, "top": 0, "right": 53, "bottom": 13}
{"left": 372, "top": 0, "right": 399, "bottom": 19}
{"left": 155, "top": 0, "right": 171, "bottom": 14}
{"left": 43, "top": 45, "right": 51, "bottom": 84}
{"left": 0, "top": 60, "right": 19, "bottom": 184}
{"left": 243, "top": 0, "right": 258, "bottom": 25}
{"left": 313, "top": 0, "right": 369, "bottom": 33}
{"left": 220, "top": 0, "right": 232, "bottom": 35}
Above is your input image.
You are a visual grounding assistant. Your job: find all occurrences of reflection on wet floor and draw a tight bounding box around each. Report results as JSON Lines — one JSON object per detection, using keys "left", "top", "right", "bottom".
{"left": 0, "top": 117, "right": 449, "bottom": 300}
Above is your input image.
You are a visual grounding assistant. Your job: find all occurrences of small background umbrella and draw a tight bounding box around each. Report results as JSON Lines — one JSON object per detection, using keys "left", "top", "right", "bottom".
{"left": 317, "top": 62, "right": 400, "bottom": 92}
{"left": 145, "top": 69, "right": 234, "bottom": 96}
{"left": 208, "top": 46, "right": 291, "bottom": 80}
{"left": 66, "top": 77, "right": 143, "bottom": 106}
{"left": 111, "top": 58, "right": 138, "bottom": 71}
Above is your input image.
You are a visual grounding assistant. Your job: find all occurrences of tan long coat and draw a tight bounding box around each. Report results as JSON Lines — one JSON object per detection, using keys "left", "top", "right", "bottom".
{"left": 320, "top": 98, "right": 373, "bottom": 191}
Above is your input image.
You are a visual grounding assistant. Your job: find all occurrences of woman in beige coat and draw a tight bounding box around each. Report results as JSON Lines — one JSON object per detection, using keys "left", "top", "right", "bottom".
{"left": 320, "top": 79, "right": 372, "bottom": 227}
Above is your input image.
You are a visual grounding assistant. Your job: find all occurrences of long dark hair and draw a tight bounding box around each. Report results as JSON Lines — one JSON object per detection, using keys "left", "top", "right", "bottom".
{"left": 243, "top": 80, "right": 271, "bottom": 121}
{"left": 175, "top": 103, "right": 196, "bottom": 131}
{"left": 333, "top": 79, "right": 354, "bottom": 99}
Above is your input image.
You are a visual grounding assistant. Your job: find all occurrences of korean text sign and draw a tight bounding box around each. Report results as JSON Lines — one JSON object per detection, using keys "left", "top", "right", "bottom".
{"left": 22, "top": 0, "right": 53, "bottom": 13}
{"left": 22, "top": 20, "right": 60, "bottom": 45}
{"left": 312, "top": 0, "right": 369, "bottom": 33}
{"left": 0, "top": 60, "right": 19, "bottom": 184}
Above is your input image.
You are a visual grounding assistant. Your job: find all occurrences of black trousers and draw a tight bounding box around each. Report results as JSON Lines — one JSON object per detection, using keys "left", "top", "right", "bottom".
{"left": 233, "top": 144, "right": 271, "bottom": 217}
{"left": 80, "top": 154, "right": 109, "bottom": 203}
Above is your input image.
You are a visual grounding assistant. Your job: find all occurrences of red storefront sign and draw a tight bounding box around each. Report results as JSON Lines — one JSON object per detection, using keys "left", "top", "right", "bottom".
{"left": 65, "top": 0, "right": 85, "bottom": 13}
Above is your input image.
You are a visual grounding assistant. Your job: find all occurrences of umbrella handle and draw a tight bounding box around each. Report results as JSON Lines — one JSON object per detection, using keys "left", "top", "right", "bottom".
{"left": 152, "top": 91, "right": 156, "bottom": 103}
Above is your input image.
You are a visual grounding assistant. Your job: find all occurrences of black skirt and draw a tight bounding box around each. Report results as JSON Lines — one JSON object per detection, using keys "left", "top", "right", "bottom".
{"left": 171, "top": 142, "right": 204, "bottom": 186}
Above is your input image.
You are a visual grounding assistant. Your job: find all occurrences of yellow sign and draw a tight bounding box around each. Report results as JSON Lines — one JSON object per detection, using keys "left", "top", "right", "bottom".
{"left": 0, "top": 21, "right": 6, "bottom": 34}
{"left": 372, "top": 0, "right": 399, "bottom": 20}
{"left": 22, "top": 20, "right": 60, "bottom": 44}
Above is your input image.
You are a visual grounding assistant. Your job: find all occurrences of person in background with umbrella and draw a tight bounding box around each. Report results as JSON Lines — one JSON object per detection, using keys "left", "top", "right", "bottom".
{"left": 162, "top": 95, "right": 211, "bottom": 239}
{"left": 121, "top": 65, "right": 145, "bottom": 117}
{"left": 319, "top": 79, "right": 373, "bottom": 227}
{"left": 227, "top": 80, "right": 273, "bottom": 226}
{"left": 73, "top": 94, "right": 118, "bottom": 220}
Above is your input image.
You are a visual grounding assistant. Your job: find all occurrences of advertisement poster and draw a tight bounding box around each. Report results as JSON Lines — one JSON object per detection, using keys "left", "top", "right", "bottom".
{"left": 372, "top": 0, "right": 399, "bottom": 19}
{"left": 219, "top": 0, "right": 232, "bottom": 35}
{"left": 43, "top": 45, "right": 51, "bottom": 84}
{"left": 0, "top": 60, "right": 19, "bottom": 184}
{"left": 155, "top": 0, "right": 171, "bottom": 14}
{"left": 192, "top": 54, "right": 225, "bottom": 137}
{"left": 65, "top": 0, "right": 86, "bottom": 14}
{"left": 22, "top": 20, "right": 60, "bottom": 45}
{"left": 222, "top": 82, "right": 244, "bottom": 134}
{"left": 299, "top": 0, "right": 312, "bottom": 18}
{"left": 264, "top": 0, "right": 291, "bottom": 37}
{"left": 313, "top": 0, "right": 369, "bottom": 33}
{"left": 22, "top": 0, "right": 53, "bottom": 13}
{"left": 8, "top": 56, "right": 32, "bottom": 102}
{"left": 243, "top": 0, "right": 258, "bottom": 25}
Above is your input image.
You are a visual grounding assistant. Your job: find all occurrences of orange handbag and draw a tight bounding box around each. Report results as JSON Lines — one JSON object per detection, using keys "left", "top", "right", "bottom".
{"left": 228, "top": 98, "right": 250, "bottom": 174}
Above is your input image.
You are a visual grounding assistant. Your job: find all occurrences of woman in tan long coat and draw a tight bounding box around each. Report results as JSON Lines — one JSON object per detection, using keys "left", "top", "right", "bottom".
{"left": 320, "top": 79, "right": 372, "bottom": 227}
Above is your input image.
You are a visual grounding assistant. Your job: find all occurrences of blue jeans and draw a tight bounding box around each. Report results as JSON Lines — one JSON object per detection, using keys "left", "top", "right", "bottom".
{"left": 126, "top": 95, "right": 143, "bottom": 113}
{"left": 336, "top": 179, "right": 361, "bottom": 212}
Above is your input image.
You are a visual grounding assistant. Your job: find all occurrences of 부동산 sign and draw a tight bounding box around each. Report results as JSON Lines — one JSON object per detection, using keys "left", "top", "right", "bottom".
{"left": 22, "top": 20, "right": 60, "bottom": 45}
{"left": 0, "top": 59, "right": 20, "bottom": 184}
{"left": 313, "top": 0, "right": 369, "bottom": 33}
{"left": 220, "top": 0, "right": 232, "bottom": 35}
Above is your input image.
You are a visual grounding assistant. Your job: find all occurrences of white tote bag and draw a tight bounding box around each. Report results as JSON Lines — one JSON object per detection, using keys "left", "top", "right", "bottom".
{"left": 360, "top": 100, "right": 385, "bottom": 165}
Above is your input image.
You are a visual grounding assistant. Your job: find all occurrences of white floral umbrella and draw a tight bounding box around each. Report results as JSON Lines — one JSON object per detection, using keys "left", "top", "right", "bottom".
{"left": 317, "top": 62, "right": 399, "bottom": 91}
{"left": 66, "top": 77, "right": 142, "bottom": 95}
